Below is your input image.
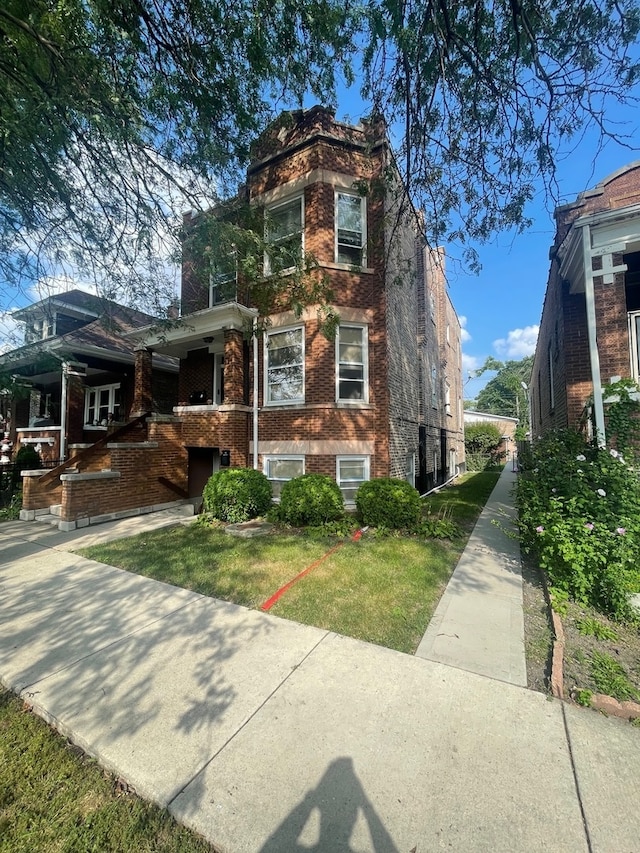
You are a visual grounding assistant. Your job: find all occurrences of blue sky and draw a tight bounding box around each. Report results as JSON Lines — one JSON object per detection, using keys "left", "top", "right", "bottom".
{"left": 2, "top": 65, "right": 638, "bottom": 383}
{"left": 332, "top": 87, "right": 640, "bottom": 401}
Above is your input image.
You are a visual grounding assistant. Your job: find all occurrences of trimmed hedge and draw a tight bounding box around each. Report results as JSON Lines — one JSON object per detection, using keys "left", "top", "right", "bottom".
{"left": 202, "top": 467, "right": 272, "bottom": 523}
{"left": 355, "top": 478, "right": 421, "bottom": 529}
{"left": 278, "top": 474, "right": 344, "bottom": 526}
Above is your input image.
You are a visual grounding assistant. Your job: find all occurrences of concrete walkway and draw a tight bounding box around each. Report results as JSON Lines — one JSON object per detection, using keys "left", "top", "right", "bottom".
{"left": 1, "top": 476, "right": 639, "bottom": 852}
{"left": 416, "top": 465, "right": 526, "bottom": 685}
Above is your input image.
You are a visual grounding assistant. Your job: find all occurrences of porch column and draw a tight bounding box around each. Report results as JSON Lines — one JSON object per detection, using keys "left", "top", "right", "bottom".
{"left": 223, "top": 329, "right": 245, "bottom": 404}
{"left": 131, "top": 346, "right": 154, "bottom": 416}
{"left": 582, "top": 225, "right": 606, "bottom": 448}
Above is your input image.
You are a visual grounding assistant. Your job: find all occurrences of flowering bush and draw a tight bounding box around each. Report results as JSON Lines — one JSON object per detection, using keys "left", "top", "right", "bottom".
{"left": 517, "top": 430, "right": 640, "bottom": 620}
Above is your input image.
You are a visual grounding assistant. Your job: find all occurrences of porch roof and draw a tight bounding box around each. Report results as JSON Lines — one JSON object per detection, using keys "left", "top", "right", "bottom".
{"left": 128, "top": 302, "right": 258, "bottom": 359}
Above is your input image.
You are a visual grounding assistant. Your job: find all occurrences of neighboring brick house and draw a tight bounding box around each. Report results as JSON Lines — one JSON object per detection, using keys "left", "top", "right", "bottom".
{"left": 132, "top": 106, "right": 465, "bottom": 502}
{"left": 531, "top": 163, "right": 640, "bottom": 443}
{"left": 0, "top": 290, "right": 178, "bottom": 464}
{"left": 463, "top": 411, "right": 519, "bottom": 463}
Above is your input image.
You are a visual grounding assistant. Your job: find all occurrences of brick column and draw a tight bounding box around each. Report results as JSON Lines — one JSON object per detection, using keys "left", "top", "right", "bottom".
{"left": 223, "top": 330, "right": 245, "bottom": 405}
{"left": 131, "top": 346, "right": 154, "bottom": 416}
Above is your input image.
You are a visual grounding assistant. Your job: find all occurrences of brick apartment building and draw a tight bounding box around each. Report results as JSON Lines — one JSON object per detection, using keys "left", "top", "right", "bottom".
{"left": 531, "top": 163, "right": 640, "bottom": 443}
{"left": 133, "top": 106, "right": 465, "bottom": 501}
{"left": 18, "top": 107, "right": 464, "bottom": 529}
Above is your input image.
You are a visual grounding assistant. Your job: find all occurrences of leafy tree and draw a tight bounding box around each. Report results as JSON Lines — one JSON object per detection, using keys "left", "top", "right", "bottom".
{"left": 475, "top": 355, "right": 534, "bottom": 423}
{"left": 1, "top": 0, "right": 639, "bottom": 306}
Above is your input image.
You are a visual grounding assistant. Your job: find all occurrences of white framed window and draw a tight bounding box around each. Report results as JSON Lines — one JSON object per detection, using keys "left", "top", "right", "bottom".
{"left": 444, "top": 382, "right": 451, "bottom": 415}
{"left": 431, "top": 366, "right": 437, "bottom": 407}
{"left": 25, "top": 315, "right": 55, "bottom": 343}
{"left": 210, "top": 250, "right": 237, "bottom": 306}
{"left": 264, "top": 456, "right": 305, "bottom": 499}
{"left": 85, "top": 383, "right": 121, "bottom": 426}
{"left": 335, "top": 191, "right": 366, "bottom": 266}
{"left": 405, "top": 453, "right": 415, "bottom": 486}
{"left": 265, "top": 326, "right": 305, "bottom": 404}
{"left": 629, "top": 312, "right": 640, "bottom": 380}
{"left": 336, "top": 324, "right": 368, "bottom": 402}
{"left": 265, "top": 197, "right": 304, "bottom": 274}
{"left": 337, "top": 456, "right": 370, "bottom": 504}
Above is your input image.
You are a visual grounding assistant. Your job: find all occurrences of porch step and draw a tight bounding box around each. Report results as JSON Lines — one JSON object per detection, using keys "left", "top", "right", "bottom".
{"left": 35, "top": 514, "right": 61, "bottom": 527}
{"left": 50, "top": 504, "right": 63, "bottom": 517}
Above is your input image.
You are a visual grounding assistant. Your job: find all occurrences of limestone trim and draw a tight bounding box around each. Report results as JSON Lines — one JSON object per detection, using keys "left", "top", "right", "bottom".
{"left": 251, "top": 440, "right": 375, "bottom": 455}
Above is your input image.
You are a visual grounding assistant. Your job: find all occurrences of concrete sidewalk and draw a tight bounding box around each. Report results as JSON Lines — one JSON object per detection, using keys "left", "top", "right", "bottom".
{"left": 416, "top": 465, "right": 526, "bottom": 685}
{"left": 1, "top": 478, "right": 639, "bottom": 852}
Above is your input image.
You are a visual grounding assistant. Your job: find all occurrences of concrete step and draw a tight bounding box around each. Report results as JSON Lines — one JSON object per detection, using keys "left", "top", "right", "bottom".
{"left": 50, "top": 504, "right": 63, "bottom": 517}
{"left": 35, "top": 514, "right": 61, "bottom": 527}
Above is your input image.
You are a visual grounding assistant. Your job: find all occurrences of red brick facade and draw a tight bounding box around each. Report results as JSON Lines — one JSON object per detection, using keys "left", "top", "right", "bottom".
{"left": 532, "top": 163, "right": 640, "bottom": 438}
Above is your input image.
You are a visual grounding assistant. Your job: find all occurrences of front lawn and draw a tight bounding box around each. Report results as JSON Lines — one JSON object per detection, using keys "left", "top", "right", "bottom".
{"left": 78, "top": 471, "right": 501, "bottom": 655}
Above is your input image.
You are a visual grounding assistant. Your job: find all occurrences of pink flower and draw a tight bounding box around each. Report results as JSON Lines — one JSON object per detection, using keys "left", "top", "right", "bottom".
{"left": 584, "top": 523, "right": 594, "bottom": 531}
{"left": 616, "top": 527, "right": 627, "bottom": 535}
{"left": 536, "top": 525, "right": 544, "bottom": 534}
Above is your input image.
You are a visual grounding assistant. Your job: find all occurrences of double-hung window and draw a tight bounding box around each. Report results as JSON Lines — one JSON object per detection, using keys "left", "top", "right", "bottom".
{"left": 265, "top": 326, "right": 304, "bottom": 404}
{"left": 265, "top": 197, "right": 303, "bottom": 274}
{"left": 336, "top": 325, "right": 368, "bottom": 402}
{"left": 337, "top": 456, "right": 370, "bottom": 504}
{"left": 630, "top": 312, "right": 640, "bottom": 380}
{"left": 264, "top": 456, "right": 304, "bottom": 499}
{"left": 85, "top": 383, "right": 120, "bottom": 425}
{"left": 336, "top": 192, "right": 365, "bottom": 266}
{"left": 210, "top": 250, "right": 237, "bottom": 306}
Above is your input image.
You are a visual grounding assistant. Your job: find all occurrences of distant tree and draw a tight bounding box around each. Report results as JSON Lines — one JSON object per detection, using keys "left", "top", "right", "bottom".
{"left": 475, "top": 355, "right": 534, "bottom": 424}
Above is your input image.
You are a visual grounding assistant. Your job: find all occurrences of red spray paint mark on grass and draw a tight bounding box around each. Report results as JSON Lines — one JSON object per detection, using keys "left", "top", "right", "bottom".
{"left": 260, "top": 527, "right": 367, "bottom": 611}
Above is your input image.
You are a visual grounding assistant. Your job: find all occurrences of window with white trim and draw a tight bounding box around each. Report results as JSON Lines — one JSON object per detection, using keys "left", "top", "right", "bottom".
{"left": 336, "top": 324, "right": 368, "bottom": 402}
{"left": 405, "top": 453, "right": 415, "bottom": 486}
{"left": 264, "top": 456, "right": 305, "bottom": 499}
{"left": 265, "top": 326, "right": 304, "bottom": 404}
{"left": 336, "top": 456, "right": 370, "bottom": 503}
{"left": 85, "top": 383, "right": 121, "bottom": 425}
{"left": 630, "top": 312, "right": 640, "bottom": 380}
{"left": 265, "top": 197, "right": 303, "bottom": 274}
{"left": 25, "top": 315, "right": 55, "bottom": 343}
{"left": 336, "top": 191, "right": 365, "bottom": 266}
{"left": 210, "top": 250, "right": 237, "bottom": 306}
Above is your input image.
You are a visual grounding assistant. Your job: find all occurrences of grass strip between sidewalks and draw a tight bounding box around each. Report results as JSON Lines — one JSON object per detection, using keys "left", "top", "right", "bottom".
{"left": 0, "top": 690, "right": 213, "bottom": 853}
{"left": 78, "top": 471, "right": 502, "bottom": 655}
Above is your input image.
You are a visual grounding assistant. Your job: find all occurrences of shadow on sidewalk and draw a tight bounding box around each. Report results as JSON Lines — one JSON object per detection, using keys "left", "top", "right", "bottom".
{"left": 259, "top": 757, "right": 399, "bottom": 853}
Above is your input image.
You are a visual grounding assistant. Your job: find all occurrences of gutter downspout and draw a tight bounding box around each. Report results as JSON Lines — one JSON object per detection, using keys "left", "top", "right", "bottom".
{"left": 582, "top": 224, "right": 606, "bottom": 448}
{"left": 59, "top": 363, "right": 68, "bottom": 462}
{"left": 253, "top": 318, "right": 259, "bottom": 469}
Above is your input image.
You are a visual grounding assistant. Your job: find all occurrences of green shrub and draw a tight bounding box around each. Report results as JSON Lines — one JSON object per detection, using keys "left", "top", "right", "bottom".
{"left": 516, "top": 429, "right": 640, "bottom": 620}
{"left": 464, "top": 422, "right": 504, "bottom": 470}
{"left": 355, "top": 478, "right": 421, "bottom": 529}
{"left": 11, "top": 445, "right": 42, "bottom": 490}
{"left": 278, "top": 474, "right": 344, "bottom": 527}
{"left": 202, "top": 467, "right": 272, "bottom": 523}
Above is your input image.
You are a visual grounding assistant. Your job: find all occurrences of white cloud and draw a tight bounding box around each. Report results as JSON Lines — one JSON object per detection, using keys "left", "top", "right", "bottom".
{"left": 0, "top": 309, "right": 22, "bottom": 354}
{"left": 493, "top": 325, "right": 539, "bottom": 359}
{"left": 461, "top": 352, "right": 481, "bottom": 378}
{"left": 459, "top": 315, "right": 471, "bottom": 343}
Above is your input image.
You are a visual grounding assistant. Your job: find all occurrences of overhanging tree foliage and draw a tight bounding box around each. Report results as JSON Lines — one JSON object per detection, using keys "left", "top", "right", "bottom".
{"left": 1, "top": 0, "right": 639, "bottom": 306}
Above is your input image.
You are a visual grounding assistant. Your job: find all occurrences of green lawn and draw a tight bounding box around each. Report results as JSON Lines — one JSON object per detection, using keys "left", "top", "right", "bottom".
{"left": 78, "top": 471, "right": 501, "bottom": 655}
{"left": 0, "top": 690, "right": 213, "bottom": 853}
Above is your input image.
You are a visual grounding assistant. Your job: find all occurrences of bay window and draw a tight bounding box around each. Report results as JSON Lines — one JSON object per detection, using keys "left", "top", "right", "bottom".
{"left": 265, "top": 326, "right": 304, "bottom": 404}
{"left": 337, "top": 325, "right": 368, "bottom": 402}
{"left": 265, "top": 197, "right": 303, "bottom": 274}
{"left": 336, "top": 191, "right": 365, "bottom": 266}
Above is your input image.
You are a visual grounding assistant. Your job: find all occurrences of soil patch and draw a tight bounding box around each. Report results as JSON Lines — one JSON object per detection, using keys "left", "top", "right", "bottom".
{"left": 521, "top": 557, "right": 554, "bottom": 693}
{"left": 561, "top": 600, "right": 640, "bottom": 715}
